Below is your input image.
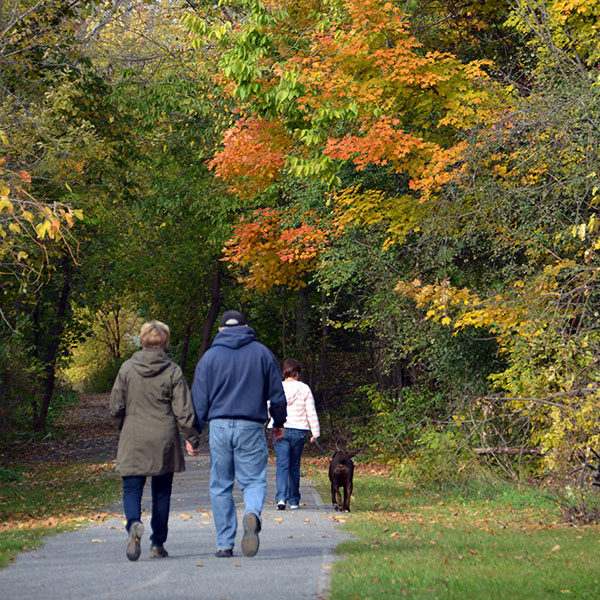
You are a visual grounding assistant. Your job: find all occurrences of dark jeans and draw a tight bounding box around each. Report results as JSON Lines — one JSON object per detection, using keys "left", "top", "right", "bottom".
{"left": 274, "top": 428, "right": 307, "bottom": 505}
{"left": 122, "top": 472, "right": 174, "bottom": 546}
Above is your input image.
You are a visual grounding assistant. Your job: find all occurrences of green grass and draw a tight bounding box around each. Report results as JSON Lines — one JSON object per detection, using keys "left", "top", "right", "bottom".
{"left": 312, "top": 472, "right": 600, "bottom": 599}
{"left": 0, "top": 462, "right": 121, "bottom": 568}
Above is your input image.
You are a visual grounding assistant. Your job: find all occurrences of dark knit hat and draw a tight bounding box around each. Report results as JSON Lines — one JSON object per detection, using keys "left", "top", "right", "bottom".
{"left": 219, "top": 310, "right": 247, "bottom": 327}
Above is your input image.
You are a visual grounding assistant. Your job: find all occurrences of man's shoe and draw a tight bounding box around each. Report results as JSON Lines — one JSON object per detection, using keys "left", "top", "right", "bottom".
{"left": 289, "top": 504, "right": 299, "bottom": 510}
{"left": 241, "top": 513, "right": 261, "bottom": 557}
{"left": 277, "top": 501, "right": 286, "bottom": 510}
{"left": 215, "top": 548, "right": 233, "bottom": 558}
{"left": 150, "top": 545, "right": 168, "bottom": 559}
{"left": 126, "top": 521, "right": 144, "bottom": 561}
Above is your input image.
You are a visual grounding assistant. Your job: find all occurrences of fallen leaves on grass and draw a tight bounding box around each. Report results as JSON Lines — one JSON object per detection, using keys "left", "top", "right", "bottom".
{"left": 1, "top": 514, "right": 91, "bottom": 532}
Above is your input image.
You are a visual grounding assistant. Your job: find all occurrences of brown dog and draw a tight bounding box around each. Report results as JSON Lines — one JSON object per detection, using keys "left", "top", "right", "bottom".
{"left": 329, "top": 450, "right": 359, "bottom": 512}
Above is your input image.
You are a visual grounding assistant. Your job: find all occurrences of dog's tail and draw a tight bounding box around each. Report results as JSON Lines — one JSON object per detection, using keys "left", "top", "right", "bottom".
{"left": 346, "top": 449, "right": 360, "bottom": 459}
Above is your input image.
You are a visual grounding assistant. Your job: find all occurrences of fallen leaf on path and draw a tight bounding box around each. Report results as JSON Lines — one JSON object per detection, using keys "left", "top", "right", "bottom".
{"left": 91, "top": 539, "right": 106, "bottom": 543}
{"left": 178, "top": 514, "right": 193, "bottom": 520}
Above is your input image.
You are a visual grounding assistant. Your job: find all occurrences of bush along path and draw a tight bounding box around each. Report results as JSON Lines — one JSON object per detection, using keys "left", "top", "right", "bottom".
{"left": 0, "top": 393, "right": 348, "bottom": 600}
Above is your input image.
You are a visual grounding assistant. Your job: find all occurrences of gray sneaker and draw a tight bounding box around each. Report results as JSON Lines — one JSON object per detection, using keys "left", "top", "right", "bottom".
{"left": 150, "top": 545, "right": 168, "bottom": 559}
{"left": 126, "top": 521, "right": 144, "bottom": 561}
{"left": 241, "top": 513, "right": 261, "bottom": 557}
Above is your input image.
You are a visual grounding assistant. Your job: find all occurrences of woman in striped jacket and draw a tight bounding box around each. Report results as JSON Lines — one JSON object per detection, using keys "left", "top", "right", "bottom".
{"left": 272, "top": 358, "right": 320, "bottom": 510}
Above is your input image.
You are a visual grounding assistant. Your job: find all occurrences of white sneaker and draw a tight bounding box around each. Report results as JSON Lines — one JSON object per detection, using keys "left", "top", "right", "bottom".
{"left": 277, "top": 501, "right": 286, "bottom": 511}
{"left": 289, "top": 504, "right": 299, "bottom": 510}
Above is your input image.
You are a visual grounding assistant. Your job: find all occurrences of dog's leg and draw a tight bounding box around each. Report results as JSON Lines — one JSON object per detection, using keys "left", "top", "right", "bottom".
{"left": 344, "top": 479, "right": 353, "bottom": 512}
{"left": 335, "top": 484, "right": 343, "bottom": 510}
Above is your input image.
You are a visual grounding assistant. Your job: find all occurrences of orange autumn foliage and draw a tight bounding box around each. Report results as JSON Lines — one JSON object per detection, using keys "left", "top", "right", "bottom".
{"left": 222, "top": 208, "right": 329, "bottom": 290}
{"left": 208, "top": 116, "right": 292, "bottom": 197}
{"left": 204, "top": 0, "right": 506, "bottom": 288}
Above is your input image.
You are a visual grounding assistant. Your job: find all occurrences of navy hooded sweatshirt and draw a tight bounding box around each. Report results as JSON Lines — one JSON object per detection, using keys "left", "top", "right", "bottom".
{"left": 191, "top": 326, "right": 287, "bottom": 430}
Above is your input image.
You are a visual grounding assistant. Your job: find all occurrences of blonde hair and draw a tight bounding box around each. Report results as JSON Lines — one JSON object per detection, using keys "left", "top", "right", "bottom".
{"left": 140, "top": 320, "right": 170, "bottom": 349}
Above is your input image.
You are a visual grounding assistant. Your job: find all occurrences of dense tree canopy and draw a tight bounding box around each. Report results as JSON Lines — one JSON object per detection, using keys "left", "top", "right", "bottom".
{"left": 2, "top": 0, "right": 600, "bottom": 484}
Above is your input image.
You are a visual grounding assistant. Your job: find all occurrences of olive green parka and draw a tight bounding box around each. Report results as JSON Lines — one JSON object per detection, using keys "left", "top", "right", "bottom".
{"left": 110, "top": 348, "right": 200, "bottom": 476}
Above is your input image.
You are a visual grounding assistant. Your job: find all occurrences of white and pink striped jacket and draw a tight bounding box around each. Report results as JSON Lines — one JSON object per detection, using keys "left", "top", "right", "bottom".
{"left": 273, "top": 380, "right": 320, "bottom": 438}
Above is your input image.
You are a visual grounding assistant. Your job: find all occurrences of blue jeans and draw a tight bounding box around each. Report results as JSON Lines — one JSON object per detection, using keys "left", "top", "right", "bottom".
{"left": 208, "top": 419, "right": 268, "bottom": 550}
{"left": 274, "top": 428, "right": 307, "bottom": 505}
{"left": 122, "top": 472, "right": 174, "bottom": 546}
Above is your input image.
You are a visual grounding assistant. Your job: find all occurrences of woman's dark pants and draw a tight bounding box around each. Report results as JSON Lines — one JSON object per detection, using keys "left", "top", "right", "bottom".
{"left": 122, "top": 472, "right": 174, "bottom": 546}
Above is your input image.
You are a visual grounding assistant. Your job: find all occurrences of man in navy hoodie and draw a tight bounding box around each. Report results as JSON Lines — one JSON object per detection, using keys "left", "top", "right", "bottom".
{"left": 189, "top": 310, "right": 287, "bottom": 558}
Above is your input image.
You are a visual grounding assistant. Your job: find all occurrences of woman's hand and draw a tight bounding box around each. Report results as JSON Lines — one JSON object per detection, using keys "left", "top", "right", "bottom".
{"left": 186, "top": 440, "right": 199, "bottom": 456}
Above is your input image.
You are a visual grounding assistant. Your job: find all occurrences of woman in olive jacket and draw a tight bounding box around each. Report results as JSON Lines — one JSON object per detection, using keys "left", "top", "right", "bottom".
{"left": 110, "top": 320, "right": 200, "bottom": 561}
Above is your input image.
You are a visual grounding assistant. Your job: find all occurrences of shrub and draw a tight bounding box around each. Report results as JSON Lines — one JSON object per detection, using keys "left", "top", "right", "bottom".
{"left": 82, "top": 358, "right": 127, "bottom": 393}
{"left": 0, "top": 333, "right": 43, "bottom": 433}
{"left": 395, "top": 425, "right": 477, "bottom": 489}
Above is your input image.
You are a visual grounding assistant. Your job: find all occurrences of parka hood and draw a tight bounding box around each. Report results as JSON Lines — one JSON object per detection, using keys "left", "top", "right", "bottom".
{"left": 130, "top": 348, "right": 172, "bottom": 377}
{"left": 212, "top": 326, "right": 257, "bottom": 350}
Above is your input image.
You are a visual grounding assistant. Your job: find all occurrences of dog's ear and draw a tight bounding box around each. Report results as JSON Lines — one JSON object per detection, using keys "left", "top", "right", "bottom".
{"left": 347, "top": 449, "right": 360, "bottom": 459}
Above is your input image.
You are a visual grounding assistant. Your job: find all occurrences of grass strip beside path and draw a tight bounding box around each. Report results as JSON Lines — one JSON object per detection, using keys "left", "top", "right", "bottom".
{"left": 0, "top": 462, "right": 121, "bottom": 568}
{"left": 307, "top": 462, "right": 600, "bottom": 600}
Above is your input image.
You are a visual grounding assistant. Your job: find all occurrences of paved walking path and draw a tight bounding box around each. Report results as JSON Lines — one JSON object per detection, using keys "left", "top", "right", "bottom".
{"left": 0, "top": 443, "right": 348, "bottom": 600}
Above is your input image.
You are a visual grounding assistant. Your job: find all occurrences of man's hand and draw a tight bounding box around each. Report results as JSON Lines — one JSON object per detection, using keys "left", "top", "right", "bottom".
{"left": 272, "top": 427, "right": 285, "bottom": 443}
{"left": 186, "top": 440, "right": 199, "bottom": 456}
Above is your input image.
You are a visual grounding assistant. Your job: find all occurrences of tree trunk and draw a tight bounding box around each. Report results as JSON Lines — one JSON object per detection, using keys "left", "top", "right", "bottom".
{"left": 33, "top": 259, "right": 72, "bottom": 433}
{"left": 473, "top": 447, "right": 544, "bottom": 455}
{"left": 319, "top": 289, "right": 328, "bottom": 385}
{"left": 281, "top": 286, "right": 286, "bottom": 358}
{"left": 112, "top": 308, "right": 121, "bottom": 360}
{"left": 295, "top": 285, "right": 309, "bottom": 356}
{"left": 198, "top": 262, "right": 222, "bottom": 359}
{"left": 179, "top": 320, "right": 193, "bottom": 370}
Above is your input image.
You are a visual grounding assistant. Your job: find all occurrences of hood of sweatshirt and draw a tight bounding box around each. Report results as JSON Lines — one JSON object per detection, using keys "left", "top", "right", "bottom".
{"left": 130, "top": 348, "right": 172, "bottom": 377}
{"left": 211, "top": 326, "right": 257, "bottom": 350}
